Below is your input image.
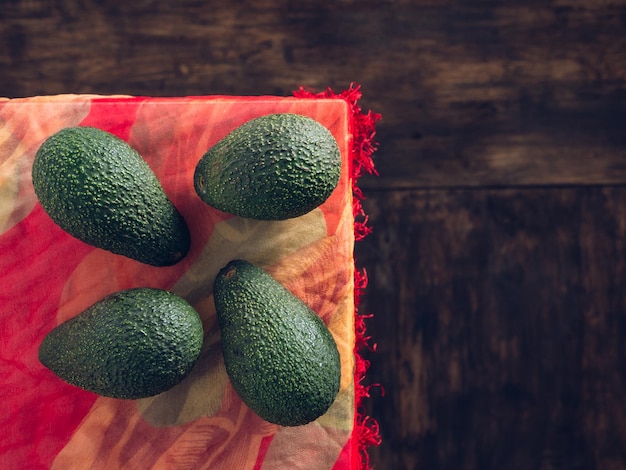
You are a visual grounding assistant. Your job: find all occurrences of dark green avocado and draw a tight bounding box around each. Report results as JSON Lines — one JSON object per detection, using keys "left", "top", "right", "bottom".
{"left": 213, "top": 259, "right": 341, "bottom": 426}
{"left": 32, "top": 126, "right": 190, "bottom": 266}
{"left": 38, "top": 288, "right": 204, "bottom": 399}
{"left": 193, "top": 113, "right": 341, "bottom": 220}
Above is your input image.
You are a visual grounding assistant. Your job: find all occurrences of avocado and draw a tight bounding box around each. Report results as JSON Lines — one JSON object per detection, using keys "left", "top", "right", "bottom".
{"left": 193, "top": 113, "right": 341, "bottom": 220}
{"left": 39, "top": 288, "right": 204, "bottom": 399}
{"left": 32, "top": 126, "right": 191, "bottom": 266}
{"left": 213, "top": 259, "right": 341, "bottom": 426}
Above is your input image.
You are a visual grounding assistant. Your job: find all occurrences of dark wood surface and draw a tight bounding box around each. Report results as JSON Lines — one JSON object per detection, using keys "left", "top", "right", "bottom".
{"left": 2, "top": 1, "right": 626, "bottom": 469}
{"left": 358, "top": 187, "right": 626, "bottom": 469}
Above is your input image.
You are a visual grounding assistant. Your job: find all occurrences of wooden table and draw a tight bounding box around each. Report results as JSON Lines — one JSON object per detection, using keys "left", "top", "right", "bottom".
{"left": 2, "top": 1, "right": 626, "bottom": 468}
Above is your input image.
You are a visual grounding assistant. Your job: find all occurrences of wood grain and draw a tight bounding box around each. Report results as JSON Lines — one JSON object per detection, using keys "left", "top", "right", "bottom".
{"left": 357, "top": 187, "right": 626, "bottom": 469}
{"left": 2, "top": 1, "right": 626, "bottom": 188}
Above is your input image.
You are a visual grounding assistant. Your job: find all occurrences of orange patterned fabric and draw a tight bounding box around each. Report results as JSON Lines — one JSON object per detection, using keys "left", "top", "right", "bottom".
{"left": 0, "top": 93, "right": 377, "bottom": 469}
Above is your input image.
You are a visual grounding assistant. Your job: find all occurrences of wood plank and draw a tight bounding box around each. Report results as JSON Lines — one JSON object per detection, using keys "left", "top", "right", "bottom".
{"left": 356, "top": 186, "right": 626, "bottom": 469}
{"left": 1, "top": 1, "right": 625, "bottom": 187}
{"left": 355, "top": 1, "right": 626, "bottom": 189}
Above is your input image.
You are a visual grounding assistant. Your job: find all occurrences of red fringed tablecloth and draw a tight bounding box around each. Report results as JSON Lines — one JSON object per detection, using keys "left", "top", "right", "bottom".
{"left": 0, "top": 86, "right": 380, "bottom": 470}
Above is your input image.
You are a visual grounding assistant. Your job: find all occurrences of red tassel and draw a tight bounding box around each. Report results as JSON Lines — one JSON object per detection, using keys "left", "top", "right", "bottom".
{"left": 294, "top": 83, "right": 382, "bottom": 470}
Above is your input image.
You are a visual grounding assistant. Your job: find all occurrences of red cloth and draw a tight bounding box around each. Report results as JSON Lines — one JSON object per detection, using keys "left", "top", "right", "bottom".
{"left": 0, "top": 88, "right": 380, "bottom": 469}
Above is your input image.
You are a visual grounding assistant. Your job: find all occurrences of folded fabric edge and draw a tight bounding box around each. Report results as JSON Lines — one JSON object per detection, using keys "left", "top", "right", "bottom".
{"left": 294, "top": 83, "right": 382, "bottom": 470}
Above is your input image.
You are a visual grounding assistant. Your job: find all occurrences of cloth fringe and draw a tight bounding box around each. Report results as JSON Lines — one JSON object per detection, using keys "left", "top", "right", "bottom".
{"left": 294, "top": 83, "right": 382, "bottom": 470}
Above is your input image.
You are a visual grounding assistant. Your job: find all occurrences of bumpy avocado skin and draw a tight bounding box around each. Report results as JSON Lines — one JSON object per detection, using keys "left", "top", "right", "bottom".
{"left": 31, "top": 126, "right": 191, "bottom": 266}
{"left": 38, "top": 288, "right": 204, "bottom": 400}
{"left": 213, "top": 260, "right": 341, "bottom": 426}
{"left": 193, "top": 113, "right": 341, "bottom": 220}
